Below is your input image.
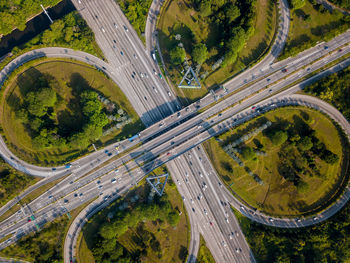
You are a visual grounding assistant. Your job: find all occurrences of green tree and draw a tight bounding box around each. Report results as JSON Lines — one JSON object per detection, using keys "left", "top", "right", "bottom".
{"left": 192, "top": 43, "right": 208, "bottom": 65}
{"left": 169, "top": 46, "right": 186, "bottom": 65}
{"left": 199, "top": 0, "right": 212, "bottom": 17}
{"left": 225, "top": 5, "right": 241, "bottom": 23}
{"left": 167, "top": 211, "right": 180, "bottom": 226}
{"left": 270, "top": 131, "right": 288, "bottom": 146}
{"left": 291, "top": 0, "right": 306, "bottom": 9}
{"left": 296, "top": 181, "right": 309, "bottom": 193}
{"left": 298, "top": 136, "right": 313, "bottom": 151}
{"left": 241, "top": 147, "right": 256, "bottom": 160}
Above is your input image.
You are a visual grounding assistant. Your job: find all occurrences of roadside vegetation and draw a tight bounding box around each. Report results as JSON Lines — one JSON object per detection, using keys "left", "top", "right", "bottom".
{"left": 279, "top": 0, "right": 349, "bottom": 59}
{"left": 204, "top": 107, "right": 348, "bottom": 216}
{"left": 328, "top": 0, "right": 350, "bottom": 10}
{"left": 77, "top": 177, "right": 189, "bottom": 263}
{"left": 197, "top": 235, "right": 215, "bottom": 263}
{"left": 0, "top": 157, "right": 38, "bottom": 207}
{"left": 158, "top": 0, "right": 277, "bottom": 102}
{"left": 304, "top": 66, "right": 350, "bottom": 120}
{"left": 0, "top": 0, "right": 61, "bottom": 36}
{"left": 0, "top": 59, "right": 142, "bottom": 166}
{"left": 116, "top": 0, "right": 153, "bottom": 42}
{"left": 0, "top": 201, "right": 90, "bottom": 263}
{"left": 0, "top": 11, "right": 104, "bottom": 74}
{"left": 233, "top": 201, "right": 350, "bottom": 262}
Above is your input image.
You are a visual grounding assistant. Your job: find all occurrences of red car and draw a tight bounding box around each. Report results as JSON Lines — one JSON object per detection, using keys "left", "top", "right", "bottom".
{"left": 209, "top": 221, "right": 213, "bottom": 226}
{"left": 251, "top": 106, "right": 257, "bottom": 110}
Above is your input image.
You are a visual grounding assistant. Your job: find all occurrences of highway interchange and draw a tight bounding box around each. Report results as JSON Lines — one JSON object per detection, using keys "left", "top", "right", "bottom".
{"left": 0, "top": 0, "right": 349, "bottom": 262}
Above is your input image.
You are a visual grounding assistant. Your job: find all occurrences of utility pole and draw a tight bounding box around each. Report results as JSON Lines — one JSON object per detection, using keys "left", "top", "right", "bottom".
{"left": 40, "top": 4, "right": 53, "bottom": 24}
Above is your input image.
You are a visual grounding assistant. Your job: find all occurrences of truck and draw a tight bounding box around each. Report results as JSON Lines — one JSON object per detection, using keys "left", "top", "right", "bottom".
{"left": 151, "top": 51, "right": 156, "bottom": 61}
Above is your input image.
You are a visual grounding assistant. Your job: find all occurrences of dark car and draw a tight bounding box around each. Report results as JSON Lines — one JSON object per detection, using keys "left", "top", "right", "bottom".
{"left": 282, "top": 68, "right": 287, "bottom": 73}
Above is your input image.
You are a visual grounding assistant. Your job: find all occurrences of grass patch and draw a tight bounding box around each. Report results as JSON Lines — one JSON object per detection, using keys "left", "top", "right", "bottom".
{"left": 77, "top": 179, "right": 189, "bottom": 263}
{"left": 0, "top": 59, "right": 143, "bottom": 166}
{"left": 158, "top": 0, "right": 277, "bottom": 103}
{"left": 279, "top": 0, "right": 349, "bottom": 59}
{"left": 197, "top": 235, "right": 215, "bottom": 263}
{"left": 204, "top": 106, "right": 348, "bottom": 217}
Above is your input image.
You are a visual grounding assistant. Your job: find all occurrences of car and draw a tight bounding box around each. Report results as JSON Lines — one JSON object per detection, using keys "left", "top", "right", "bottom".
{"left": 27, "top": 218, "right": 31, "bottom": 222}
{"left": 104, "top": 196, "right": 108, "bottom": 201}
{"left": 235, "top": 231, "right": 239, "bottom": 237}
{"left": 96, "top": 180, "right": 101, "bottom": 184}
{"left": 324, "top": 46, "right": 329, "bottom": 50}
{"left": 177, "top": 112, "right": 181, "bottom": 118}
{"left": 107, "top": 153, "right": 112, "bottom": 156}
{"left": 229, "top": 234, "right": 233, "bottom": 240}
{"left": 235, "top": 248, "right": 240, "bottom": 253}
{"left": 204, "top": 209, "right": 207, "bottom": 215}
{"left": 115, "top": 169, "right": 119, "bottom": 173}
{"left": 313, "top": 216, "right": 318, "bottom": 221}
{"left": 190, "top": 199, "right": 194, "bottom": 204}
{"left": 152, "top": 87, "right": 158, "bottom": 93}
{"left": 65, "top": 164, "right": 71, "bottom": 169}
{"left": 153, "top": 69, "right": 157, "bottom": 75}
{"left": 98, "top": 185, "right": 103, "bottom": 189}
{"left": 159, "top": 73, "right": 163, "bottom": 79}
{"left": 64, "top": 199, "right": 69, "bottom": 203}
{"left": 338, "top": 48, "right": 342, "bottom": 52}
{"left": 79, "top": 193, "right": 83, "bottom": 196}
{"left": 269, "top": 89, "right": 273, "bottom": 92}
{"left": 182, "top": 196, "right": 185, "bottom": 201}
{"left": 199, "top": 172, "right": 203, "bottom": 177}
{"left": 171, "top": 141, "right": 175, "bottom": 145}
{"left": 95, "top": 15, "right": 98, "bottom": 19}
{"left": 167, "top": 91, "right": 171, "bottom": 96}
{"left": 189, "top": 161, "right": 193, "bottom": 165}
{"left": 123, "top": 25, "right": 128, "bottom": 31}
{"left": 296, "top": 218, "right": 301, "bottom": 222}
{"left": 218, "top": 182, "right": 222, "bottom": 187}
{"left": 101, "top": 27, "right": 105, "bottom": 33}
{"left": 113, "top": 39, "right": 116, "bottom": 44}
{"left": 48, "top": 195, "right": 53, "bottom": 199}
{"left": 192, "top": 207, "right": 195, "bottom": 212}
{"left": 111, "top": 178, "right": 117, "bottom": 184}
{"left": 74, "top": 193, "right": 78, "bottom": 197}
{"left": 222, "top": 241, "right": 227, "bottom": 247}
{"left": 252, "top": 106, "right": 257, "bottom": 110}
{"left": 199, "top": 157, "right": 202, "bottom": 162}
{"left": 120, "top": 51, "right": 124, "bottom": 56}
{"left": 209, "top": 221, "right": 213, "bottom": 226}
{"left": 240, "top": 206, "right": 245, "bottom": 210}
{"left": 144, "top": 96, "right": 147, "bottom": 101}
{"left": 52, "top": 167, "right": 56, "bottom": 171}
{"left": 167, "top": 152, "right": 171, "bottom": 156}
{"left": 185, "top": 178, "right": 189, "bottom": 183}
{"left": 104, "top": 150, "right": 109, "bottom": 153}
{"left": 131, "top": 74, "right": 135, "bottom": 79}
{"left": 225, "top": 217, "right": 229, "bottom": 223}
{"left": 267, "top": 78, "right": 270, "bottom": 82}
{"left": 282, "top": 68, "right": 287, "bottom": 73}
{"left": 114, "top": 23, "right": 118, "bottom": 29}
{"left": 269, "top": 218, "right": 274, "bottom": 222}
{"left": 218, "top": 113, "right": 222, "bottom": 117}
{"left": 176, "top": 179, "right": 180, "bottom": 185}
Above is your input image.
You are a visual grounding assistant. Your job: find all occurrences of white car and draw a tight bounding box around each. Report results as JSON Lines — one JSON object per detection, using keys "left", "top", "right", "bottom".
{"left": 168, "top": 92, "right": 172, "bottom": 97}
{"left": 111, "top": 178, "right": 117, "bottom": 184}
{"left": 101, "top": 27, "right": 105, "bottom": 33}
{"left": 114, "top": 23, "right": 118, "bottom": 29}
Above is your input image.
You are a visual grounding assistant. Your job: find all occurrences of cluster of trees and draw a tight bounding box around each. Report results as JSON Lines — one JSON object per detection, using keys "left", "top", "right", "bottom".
{"left": 169, "top": 0, "right": 257, "bottom": 67}
{"left": 91, "top": 195, "right": 180, "bottom": 262}
{"left": 328, "top": 0, "right": 350, "bottom": 9}
{"left": 27, "top": 12, "right": 99, "bottom": 55}
{"left": 290, "top": 0, "right": 306, "bottom": 9}
{"left": 237, "top": 201, "right": 350, "bottom": 263}
{"left": 305, "top": 66, "right": 350, "bottom": 121}
{"left": 241, "top": 146, "right": 256, "bottom": 160}
{"left": 117, "top": 0, "right": 153, "bottom": 37}
{"left": 15, "top": 76, "right": 109, "bottom": 150}
{"left": 0, "top": 0, "right": 61, "bottom": 35}
{"left": 264, "top": 115, "right": 339, "bottom": 188}
{"left": 0, "top": 158, "right": 35, "bottom": 206}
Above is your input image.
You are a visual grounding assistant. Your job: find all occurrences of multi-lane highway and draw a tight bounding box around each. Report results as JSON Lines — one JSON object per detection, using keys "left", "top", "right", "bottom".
{"left": 0, "top": 0, "right": 349, "bottom": 261}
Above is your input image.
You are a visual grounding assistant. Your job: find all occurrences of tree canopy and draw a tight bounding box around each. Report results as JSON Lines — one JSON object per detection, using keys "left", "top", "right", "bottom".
{"left": 170, "top": 46, "right": 186, "bottom": 65}
{"left": 192, "top": 43, "right": 208, "bottom": 65}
